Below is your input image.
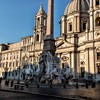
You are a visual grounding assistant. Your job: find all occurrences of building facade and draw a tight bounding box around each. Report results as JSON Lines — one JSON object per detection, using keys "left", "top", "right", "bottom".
{"left": 0, "top": 0, "right": 100, "bottom": 80}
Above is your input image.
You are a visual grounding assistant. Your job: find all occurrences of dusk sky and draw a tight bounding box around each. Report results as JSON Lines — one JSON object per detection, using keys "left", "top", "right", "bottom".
{"left": 0, "top": 0, "right": 70, "bottom": 44}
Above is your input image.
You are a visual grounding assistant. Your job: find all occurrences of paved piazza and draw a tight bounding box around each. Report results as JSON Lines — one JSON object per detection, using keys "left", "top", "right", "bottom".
{"left": 0, "top": 83, "right": 100, "bottom": 100}
{"left": 27, "top": 85, "right": 100, "bottom": 100}
{"left": 0, "top": 90, "right": 65, "bottom": 100}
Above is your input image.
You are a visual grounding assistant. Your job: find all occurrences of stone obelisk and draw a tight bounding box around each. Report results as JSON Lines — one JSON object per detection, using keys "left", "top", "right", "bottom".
{"left": 38, "top": 0, "right": 60, "bottom": 82}
{"left": 43, "top": 0, "right": 56, "bottom": 55}
{"left": 47, "top": 0, "right": 54, "bottom": 36}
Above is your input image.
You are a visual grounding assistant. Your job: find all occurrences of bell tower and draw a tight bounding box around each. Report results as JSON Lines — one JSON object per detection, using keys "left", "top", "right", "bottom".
{"left": 34, "top": 5, "right": 47, "bottom": 43}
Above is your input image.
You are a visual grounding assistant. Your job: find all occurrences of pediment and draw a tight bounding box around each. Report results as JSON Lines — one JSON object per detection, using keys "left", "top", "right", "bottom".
{"left": 56, "top": 40, "right": 74, "bottom": 48}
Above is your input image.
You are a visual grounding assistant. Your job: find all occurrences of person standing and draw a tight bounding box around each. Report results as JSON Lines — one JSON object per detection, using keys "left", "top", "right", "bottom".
{"left": 0, "top": 77, "right": 2, "bottom": 86}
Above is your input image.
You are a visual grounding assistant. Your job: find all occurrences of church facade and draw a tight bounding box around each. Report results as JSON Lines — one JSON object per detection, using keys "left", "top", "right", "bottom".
{"left": 0, "top": 0, "right": 100, "bottom": 80}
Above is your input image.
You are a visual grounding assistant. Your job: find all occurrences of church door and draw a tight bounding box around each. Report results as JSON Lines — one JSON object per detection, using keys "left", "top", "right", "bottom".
{"left": 81, "top": 67, "right": 85, "bottom": 78}
{"left": 97, "top": 64, "right": 100, "bottom": 74}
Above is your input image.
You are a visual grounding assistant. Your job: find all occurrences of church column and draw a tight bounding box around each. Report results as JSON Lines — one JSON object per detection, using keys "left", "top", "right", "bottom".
{"left": 89, "top": 11, "right": 94, "bottom": 40}
{"left": 61, "top": 16, "right": 66, "bottom": 34}
{"left": 85, "top": 48, "right": 90, "bottom": 74}
{"left": 77, "top": 51, "right": 80, "bottom": 77}
{"left": 69, "top": 52, "right": 72, "bottom": 70}
{"left": 89, "top": 48, "right": 96, "bottom": 75}
{"left": 90, "top": 0, "right": 93, "bottom": 10}
{"left": 74, "top": 16, "right": 77, "bottom": 32}
{"left": 76, "top": 14, "right": 81, "bottom": 33}
{"left": 71, "top": 51, "right": 77, "bottom": 78}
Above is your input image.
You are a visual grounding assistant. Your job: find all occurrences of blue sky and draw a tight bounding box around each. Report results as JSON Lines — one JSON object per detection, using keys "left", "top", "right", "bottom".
{"left": 0, "top": 0, "right": 70, "bottom": 43}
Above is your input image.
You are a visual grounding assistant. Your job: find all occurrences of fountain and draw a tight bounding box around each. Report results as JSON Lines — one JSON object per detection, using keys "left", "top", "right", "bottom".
{"left": 22, "top": 0, "right": 73, "bottom": 86}
{"left": 29, "top": 0, "right": 73, "bottom": 86}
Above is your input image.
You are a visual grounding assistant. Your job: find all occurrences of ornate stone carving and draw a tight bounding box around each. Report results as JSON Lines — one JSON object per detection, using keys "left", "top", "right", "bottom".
{"left": 80, "top": 61, "right": 85, "bottom": 65}
{"left": 62, "top": 56, "right": 69, "bottom": 61}
{"left": 96, "top": 47, "right": 100, "bottom": 51}
{"left": 95, "top": 32, "right": 100, "bottom": 36}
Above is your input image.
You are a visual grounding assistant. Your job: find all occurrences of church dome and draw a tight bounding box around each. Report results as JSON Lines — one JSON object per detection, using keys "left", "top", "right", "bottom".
{"left": 64, "top": 0, "right": 90, "bottom": 15}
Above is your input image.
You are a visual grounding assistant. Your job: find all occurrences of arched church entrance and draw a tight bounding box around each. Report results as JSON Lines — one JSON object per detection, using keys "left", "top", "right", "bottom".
{"left": 80, "top": 67, "right": 85, "bottom": 78}
{"left": 80, "top": 61, "right": 85, "bottom": 78}
{"left": 97, "top": 64, "right": 100, "bottom": 74}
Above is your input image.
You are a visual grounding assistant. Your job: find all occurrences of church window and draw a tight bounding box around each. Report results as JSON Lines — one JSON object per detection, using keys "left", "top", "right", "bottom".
{"left": 96, "top": 0, "right": 99, "bottom": 6}
{"left": 96, "top": 17, "right": 100, "bottom": 26}
{"left": 9, "top": 62, "right": 11, "bottom": 67}
{"left": 97, "top": 52, "right": 100, "bottom": 60}
{"left": 97, "top": 33, "right": 99, "bottom": 36}
{"left": 3, "top": 63, "right": 5, "bottom": 67}
{"left": 13, "top": 62, "right": 14, "bottom": 67}
{"left": 6, "top": 62, "right": 8, "bottom": 67}
{"left": 37, "top": 17, "right": 40, "bottom": 25}
{"left": 44, "top": 19, "right": 46, "bottom": 26}
{"left": 69, "top": 23, "right": 72, "bottom": 31}
{"left": 6, "top": 54, "right": 8, "bottom": 60}
{"left": 16, "top": 61, "right": 18, "bottom": 66}
{"left": 36, "top": 34, "right": 39, "bottom": 41}
{"left": 0, "top": 63, "right": 2, "bottom": 67}
{"left": 83, "top": 22, "right": 86, "bottom": 31}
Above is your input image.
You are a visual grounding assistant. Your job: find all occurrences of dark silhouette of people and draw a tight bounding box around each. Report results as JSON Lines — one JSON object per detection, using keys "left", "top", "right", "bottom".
{"left": 0, "top": 77, "right": 2, "bottom": 86}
